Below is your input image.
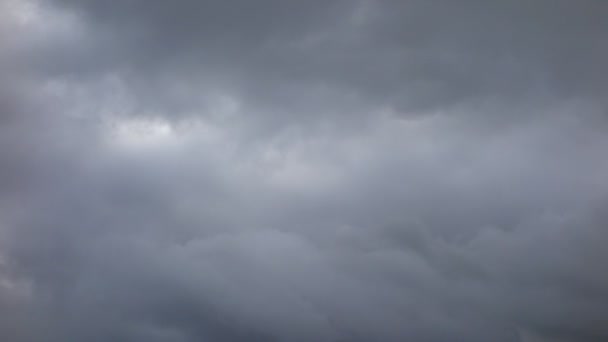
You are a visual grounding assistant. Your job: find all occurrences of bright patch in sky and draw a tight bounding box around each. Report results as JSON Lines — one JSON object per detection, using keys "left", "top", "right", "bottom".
{"left": 109, "top": 118, "right": 177, "bottom": 150}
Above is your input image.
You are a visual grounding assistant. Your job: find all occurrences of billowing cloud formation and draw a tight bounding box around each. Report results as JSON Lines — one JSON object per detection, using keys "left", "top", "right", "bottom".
{"left": 1, "top": 0, "right": 607, "bottom": 341}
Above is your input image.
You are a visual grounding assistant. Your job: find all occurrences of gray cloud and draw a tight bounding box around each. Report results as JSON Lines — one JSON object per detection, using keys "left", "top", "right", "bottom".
{"left": 39, "top": 0, "right": 608, "bottom": 120}
{"left": 1, "top": 0, "right": 607, "bottom": 341}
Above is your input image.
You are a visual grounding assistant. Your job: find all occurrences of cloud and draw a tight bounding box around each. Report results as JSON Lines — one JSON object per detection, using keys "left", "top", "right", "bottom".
{"left": 41, "top": 0, "right": 608, "bottom": 119}
{"left": 0, "top": 0, "right": 607, "bottom": 341}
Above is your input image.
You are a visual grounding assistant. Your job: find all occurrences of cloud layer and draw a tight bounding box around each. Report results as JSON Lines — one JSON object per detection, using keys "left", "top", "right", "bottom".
{"left": 1, "top": 0, "right": 607, "bottom": 341}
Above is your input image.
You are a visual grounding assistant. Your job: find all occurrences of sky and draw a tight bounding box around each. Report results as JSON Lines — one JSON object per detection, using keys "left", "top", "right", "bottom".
{"left": 1, "top": 0, "right": 607, "bottom": 341}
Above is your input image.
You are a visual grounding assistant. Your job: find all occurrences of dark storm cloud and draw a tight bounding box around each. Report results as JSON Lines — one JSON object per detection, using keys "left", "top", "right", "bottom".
{"left": 1, "top": 0, "right": 608, "bottom": 341}
{"left": 43, "top": 0, "right": 608, "bottom": 121}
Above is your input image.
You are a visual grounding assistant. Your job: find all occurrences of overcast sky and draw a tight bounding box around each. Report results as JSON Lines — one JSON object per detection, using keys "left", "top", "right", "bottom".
{"left": 1, "top": 0, "right": 607, "bottom": 341}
